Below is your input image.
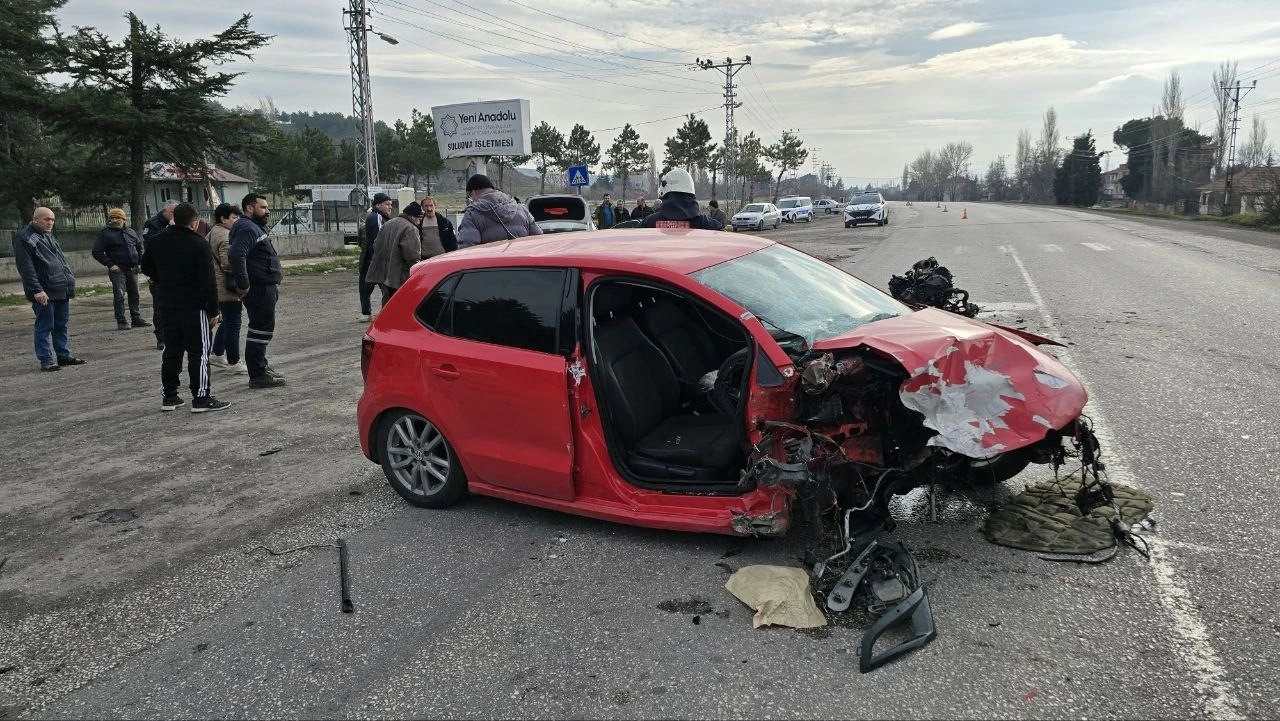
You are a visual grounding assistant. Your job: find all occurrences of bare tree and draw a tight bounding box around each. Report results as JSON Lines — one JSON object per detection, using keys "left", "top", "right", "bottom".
{"left": 938, "top": 141, "right": 974, "bottom": 199}
{"left": 1238, "top": 115, "right": 1273, "bottom": 168}
{"left": 1014, "top": 129, "right": 1034, "bottom": 200}
{"left": 1212, "top": 60, "right": 1238, "bottom": 174}
{"left": 1034, "top": 107, "right": 1061, "bottom": 202}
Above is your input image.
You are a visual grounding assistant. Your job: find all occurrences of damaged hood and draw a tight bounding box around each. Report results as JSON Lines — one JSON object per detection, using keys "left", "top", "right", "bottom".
{"left": 811, "top": 308, "right": 1086, "bottom": 459}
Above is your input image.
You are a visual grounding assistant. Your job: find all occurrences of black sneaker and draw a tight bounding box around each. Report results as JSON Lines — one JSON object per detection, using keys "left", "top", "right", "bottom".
{"left": 161, "top": 395, "right": 185, "bottom": 411}
{"left": 156, "top": 341, "right": 165, "bottom": 351}
{"left": 191, "top": 396, "right": 231, "bottom": 413}
{"left": 117, "top": 322, "right": 129, "bottom": 331}
{"left": 57, "top": 356, "right": 87, "bottom": 366}
{"left": 249, "top": 374, "right": 286, "bottom": 389}
{"left": 264, "top": 365, "right": 285, "bottom": 380}
{"left": 132, "top": 319, "right": 152, "bottom": 328}
{"left": 40, "top": 363, "right": 61, "bottom": 372}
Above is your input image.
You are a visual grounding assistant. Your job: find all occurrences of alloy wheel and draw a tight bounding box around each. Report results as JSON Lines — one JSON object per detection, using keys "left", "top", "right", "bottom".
{"left": 385, "top": 413, "right": 452, "bottom": 497}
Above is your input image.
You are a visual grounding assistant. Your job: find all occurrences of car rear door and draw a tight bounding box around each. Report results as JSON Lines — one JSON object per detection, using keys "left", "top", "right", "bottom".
{"left": 422, "top": 267, "right": 578, "bottom": 501}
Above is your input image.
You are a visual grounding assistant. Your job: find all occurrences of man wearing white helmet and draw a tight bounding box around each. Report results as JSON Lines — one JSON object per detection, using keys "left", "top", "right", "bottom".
{"left": 639, "top": 168, "right": 725, "bottom": 230}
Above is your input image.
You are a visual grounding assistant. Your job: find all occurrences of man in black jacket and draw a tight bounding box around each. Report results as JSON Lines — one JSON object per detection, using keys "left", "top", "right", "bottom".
{"left": 639, "top": 169, "right": 724, "bottom": 230}
{"left": 11, "top": 207, "right": 86, "bottom": 372}
{"left": 141, "top": 200, "right": 177, "bottom": 350}
{"left": 228, "top": 193, "right": 285, "bottom": 389}
{"left": 359, "top": 192, "right": 392, "bottom": 322}
{"left": 93, "top": 208, "right": 149, "bottom": 330}
{"left": 140, "top": 203, "right": 229, "bottom": 413}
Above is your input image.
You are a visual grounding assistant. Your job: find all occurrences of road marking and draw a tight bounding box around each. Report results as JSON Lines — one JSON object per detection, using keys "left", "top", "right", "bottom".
{"left": 953, "top": 245, "right": 968, "bottom": 254}
{"left": 997, "top": 244, "right": 1013, "bottom": 254}
{"left": 1081, "top": 242, "right": 1112, "bottom": 251}
{"left": 977, "top": 301, "right": 1039, "bottom": 312}
{"left": 1006, "top": 248, "right": 1240, "bottom": 720}
{"left": 1041, "top": 243, "right": 1064, "bottom": 253}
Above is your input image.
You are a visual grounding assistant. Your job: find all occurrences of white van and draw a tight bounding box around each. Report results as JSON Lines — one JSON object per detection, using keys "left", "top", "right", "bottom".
{"left": 777, "top": 196, "right": 814, "bottom": 223}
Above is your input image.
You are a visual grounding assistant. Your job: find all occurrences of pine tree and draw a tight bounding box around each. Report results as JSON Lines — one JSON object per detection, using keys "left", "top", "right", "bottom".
{"left": 1053, "top": 131, "right": 1102, "bottom": 207}
{"left": 559, "top": 124, "right": 599, "bottom": 196}
{"left": 530, "top": 121, "right": 564, "bottom": 194}
{"left": 662, "top": 114, "right": 716, "bottom": 174}
{"left": 763, "top": 130, "right": 808, "bottom": 202}
{"left": 602, "top": 124, "right": 649, "bottom": 202}
{"left": 59, "top": 12, "right": 273, "bottom": 228}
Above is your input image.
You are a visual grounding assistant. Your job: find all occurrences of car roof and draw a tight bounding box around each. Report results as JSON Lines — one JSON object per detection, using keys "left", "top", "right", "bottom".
{"left": 416, "top": 229, "right": 773, "bottom": 276}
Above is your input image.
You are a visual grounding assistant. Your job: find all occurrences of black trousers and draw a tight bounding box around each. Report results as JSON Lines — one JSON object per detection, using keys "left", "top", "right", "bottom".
{"left": 159, "top": 307, "right": 212, "bottom": 398}
{"left": 148, "top": 281, "right": 164, "bottom": 343}
{"left": 108, "top": 268, "right": 142, "bottom": 324}
{"left": 243, "top": 284, "right": 278, "bottom": 378}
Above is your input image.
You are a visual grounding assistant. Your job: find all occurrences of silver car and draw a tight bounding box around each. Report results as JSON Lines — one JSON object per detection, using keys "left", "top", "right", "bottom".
{"left": 731, "top": 202, "right": 781, "bottom": 231}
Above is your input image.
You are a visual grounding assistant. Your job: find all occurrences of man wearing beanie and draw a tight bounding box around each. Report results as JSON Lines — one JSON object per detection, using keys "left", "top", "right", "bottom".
{"left": 359, "top": 192, "right": 393, "bottom": 321}
{"left": 364, "top": 201, "right": 425, "bottom": 305}
{"left": 456, "top": 174, "right": 541, "bottom": 248}
{"left": 92, "top": 208, "right": 149, "bottom": 330}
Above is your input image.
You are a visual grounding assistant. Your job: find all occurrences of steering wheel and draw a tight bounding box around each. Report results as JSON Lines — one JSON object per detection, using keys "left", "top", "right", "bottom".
{"left": 711, "top": 347, "right": 751, "bottom": 415}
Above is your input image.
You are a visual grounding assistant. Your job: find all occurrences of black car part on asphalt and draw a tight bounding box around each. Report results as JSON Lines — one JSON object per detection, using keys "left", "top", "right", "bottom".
{"left": 888, "top": 257, "right": 980, "bottom": 317}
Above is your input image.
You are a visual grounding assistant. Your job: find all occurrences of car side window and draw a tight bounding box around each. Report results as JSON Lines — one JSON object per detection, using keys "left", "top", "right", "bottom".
{"left": 448, "top": 268, "right": 567, "bottom": 354}
{"left": 415, "top": 273, "right": 460, "bottom": 330}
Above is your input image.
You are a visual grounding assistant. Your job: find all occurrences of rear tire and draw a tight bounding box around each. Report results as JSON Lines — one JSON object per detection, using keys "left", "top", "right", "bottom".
{"left": 378, "top": 410, "right": 467, "bottom": 508}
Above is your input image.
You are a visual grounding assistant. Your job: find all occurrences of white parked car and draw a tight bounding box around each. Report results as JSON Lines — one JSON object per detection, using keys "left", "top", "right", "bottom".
{"left": 731, "top": 203, "right": 781, "bottom": 231}
{"left": 844, "top": 192, "right": 890, "bottom": 227}
{"left": 778, "top": 196, "right": 814, "bottom": 223}
{"left": 813, "top": 199, "right": 841, "bottom": 214}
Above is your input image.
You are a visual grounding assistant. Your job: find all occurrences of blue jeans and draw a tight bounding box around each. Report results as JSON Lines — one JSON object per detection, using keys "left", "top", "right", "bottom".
{"left": 32, "top": 299, "right": 71, "bottom": 366}
{"left": 211, "top": 300, "right": 243, "bottom": 363}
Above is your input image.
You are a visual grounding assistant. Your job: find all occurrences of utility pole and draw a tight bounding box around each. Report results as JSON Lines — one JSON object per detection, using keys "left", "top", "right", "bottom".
{"left": 1221, "top": 79, "right": 1257, "bottom": 216}
{"left": 697, "top": 56, "right": 751, "bottom": 202}
{"left": 344, "top": 0, "right": 398, "bottom": 208}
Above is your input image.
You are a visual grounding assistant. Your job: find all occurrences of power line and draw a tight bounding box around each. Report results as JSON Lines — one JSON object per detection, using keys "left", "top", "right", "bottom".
{"left": 591, "top": 106, "right": 722, "bottom": 134}
{"left": 749, "top": 65, "right": 788, "bottom": 127}
{"left": 496, "top": 0, "right": 689, "bottom": 58}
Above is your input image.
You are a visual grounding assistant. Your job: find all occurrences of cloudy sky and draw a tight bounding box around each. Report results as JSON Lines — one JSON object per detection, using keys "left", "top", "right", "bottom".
{"left": 59, "top": 0, "right": 1280, "bottom": 186}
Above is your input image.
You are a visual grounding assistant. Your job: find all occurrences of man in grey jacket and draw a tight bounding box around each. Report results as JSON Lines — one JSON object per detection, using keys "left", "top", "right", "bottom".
{"left": 364, "top": 201, "right": 425, "bottom": 304}
{"left": 456, "top": 174, "right": 542, "bottom": 248}
{"left": 11, "top": 207, "right": 86, "bottom": 371}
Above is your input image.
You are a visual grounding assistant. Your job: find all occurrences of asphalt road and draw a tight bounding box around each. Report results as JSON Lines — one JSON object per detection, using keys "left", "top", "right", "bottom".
{"left": 1, "top": 204, "right": 1276, "bottom": 719}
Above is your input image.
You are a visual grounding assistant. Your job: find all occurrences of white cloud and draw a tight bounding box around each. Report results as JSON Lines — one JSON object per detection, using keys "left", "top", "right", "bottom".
{"left": 928, "top": 22, "right": 988, "bottom": 41}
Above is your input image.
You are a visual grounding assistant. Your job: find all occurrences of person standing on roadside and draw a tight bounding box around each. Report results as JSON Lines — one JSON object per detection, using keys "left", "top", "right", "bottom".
{"left": 594, "top": 193, "right": 617, "bottom": 229}
{"left": 418, "top": 196, "right": 457, "bottom": 257}
{"left": 614, "top": 199, "right": 631, "bottom": 225}
{"left": 92, "top": 208, "right": 149, "bottom": 331}
{"left": 11, "top": 207, "right": 86, "bottom": 372}
{"left": 630, "top": 196, "right": 653, "bottom": 222}
{"left": 456, "top": 174, "right": 541, "bottom": 248}
{"left": 365, "top": 201, "right": 425, "bottom": 305}
{"left": 141, "top": 203, "right": 228, "bottom": 413}
{"left": 707, "top": 200, "right": 728, "bottom": 228}
{"left": 359, "top": 192, "right": 392, "bottom": 322}
{"left": 228, "top": 193, "right": 285, "bottom": 389}
{"left": 141, "top": 200, "right": 177, "bottom": 350}
{"left": 207, "top": 203, "right": 247, "bottom": 375}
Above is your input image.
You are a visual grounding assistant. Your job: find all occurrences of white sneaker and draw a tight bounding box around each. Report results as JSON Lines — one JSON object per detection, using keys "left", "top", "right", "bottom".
{"left": 227, "top": 360, "right": 249, "bottom": 375}
{"left": 359, "top": 314, "right": 371, "bottom": 322}
{"left": 209, "top": 354, "right": 227, "bottom": 368}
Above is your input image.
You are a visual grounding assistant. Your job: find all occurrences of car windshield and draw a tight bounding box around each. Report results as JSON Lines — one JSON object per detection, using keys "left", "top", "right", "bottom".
{"left": 853, "top": 194, "right": 882, "bottom": 205}
{"left": 691, "top": 245, "right": 908, "bottom": 344}
{"left": 741, "top": 204, "right": 765, "bottom": 213}
{"left": 778, "top": 199, "right": 801, "bottom": 208}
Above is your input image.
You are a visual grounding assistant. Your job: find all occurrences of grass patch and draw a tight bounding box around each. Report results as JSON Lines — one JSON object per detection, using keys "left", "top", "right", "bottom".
{"left": 282, "top": 258, "right": 358, "bottom": 276}
{"left": 0, "top": 282, "right": 114, "bottom": 308}
{"left": 1191, "top": 212, "right": 1280, "bottom": 231}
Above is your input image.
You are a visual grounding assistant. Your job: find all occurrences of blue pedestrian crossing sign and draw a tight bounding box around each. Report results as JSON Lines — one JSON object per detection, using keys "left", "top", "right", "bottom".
{"left": 567, "top": 165, "right": 590, "bottom": 187}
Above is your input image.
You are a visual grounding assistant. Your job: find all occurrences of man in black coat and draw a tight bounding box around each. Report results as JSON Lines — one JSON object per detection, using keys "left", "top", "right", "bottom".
{"left": 93, "top": 207, "right": 149, "bottom": 330}
{"left": 141, "top": 202, "right": 229, "bottom": 413}
{"left": 228, "top": 193, "right": 285, "bottom": 389}
{"left": 141, "top": 200, "right": 177, "bottom": 349}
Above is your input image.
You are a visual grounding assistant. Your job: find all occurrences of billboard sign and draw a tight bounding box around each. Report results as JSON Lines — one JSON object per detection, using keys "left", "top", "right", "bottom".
{"left": 431, "top": 99, "right": 532, "bottom": 159}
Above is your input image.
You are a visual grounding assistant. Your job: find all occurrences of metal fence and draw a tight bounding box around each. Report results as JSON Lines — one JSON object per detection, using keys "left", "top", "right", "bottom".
{"left": 2, "top": 206, "right": 216, "bottom": 256}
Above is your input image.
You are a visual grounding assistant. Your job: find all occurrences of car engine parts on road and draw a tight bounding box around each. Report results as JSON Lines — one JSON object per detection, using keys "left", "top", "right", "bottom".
{"left": 888, "top": 257, "right": 980, "bottom": 317}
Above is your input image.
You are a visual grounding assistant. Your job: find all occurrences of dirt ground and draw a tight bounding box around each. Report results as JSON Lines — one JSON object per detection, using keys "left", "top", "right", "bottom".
{"left": 0, "top": 269, "right": 377, "bottom": 617}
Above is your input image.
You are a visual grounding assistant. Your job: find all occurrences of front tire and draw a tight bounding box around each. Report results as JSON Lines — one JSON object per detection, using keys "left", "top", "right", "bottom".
{"left": 379, "top": 410, "right": 467, "bottom": 508}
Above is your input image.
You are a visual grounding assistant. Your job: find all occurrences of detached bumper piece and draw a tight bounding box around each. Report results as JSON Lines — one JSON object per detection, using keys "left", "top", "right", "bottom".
{"left": 824, "top": 539, "right": 937, "bottom": 673}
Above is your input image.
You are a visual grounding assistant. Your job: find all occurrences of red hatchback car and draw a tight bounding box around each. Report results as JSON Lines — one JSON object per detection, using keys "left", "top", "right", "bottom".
{"left": 357, "top": 230, "right": 1088, "bottom": 537}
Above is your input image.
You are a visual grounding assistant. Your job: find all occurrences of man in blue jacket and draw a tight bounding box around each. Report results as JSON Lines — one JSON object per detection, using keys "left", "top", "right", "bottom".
{"left": 228, "top": 193, "right": 285, "bottom": 389}
{"left": 11, "top": 207, "right": 86, "bottom": 371}
{"left": 93, "top": 207, "right": 149, "bottom": 331}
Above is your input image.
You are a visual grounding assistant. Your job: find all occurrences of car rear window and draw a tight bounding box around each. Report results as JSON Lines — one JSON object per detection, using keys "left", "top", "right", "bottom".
{"left": 528, "top": 197, "right": 588, "bottom": 223}
{"left": 447, "top": 268, "right": 567, "bottom": 354}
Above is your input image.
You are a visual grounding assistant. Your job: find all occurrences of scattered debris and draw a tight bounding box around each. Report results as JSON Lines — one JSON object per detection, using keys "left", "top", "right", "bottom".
{"left": 258, "top": 447, "right": 283, "bottom": 457}
{"left": 94, "top": 508, "right": 136, "bottom": 524}
{"left": 888, "top": 257, "right": 979, "bottom": 317}
{"left": 337, "top": 537, "right": 354, "bottom": 614}
{"left": 656, "top": 598, "right": 713, "bottom": 615}
{"left": 725, "top": 565, "right": 827, "bottom": 630}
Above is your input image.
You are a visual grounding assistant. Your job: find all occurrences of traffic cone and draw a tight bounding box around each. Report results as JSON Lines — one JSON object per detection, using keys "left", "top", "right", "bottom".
{"left": 943, "top": 205, "right": 949, "bottom": 213}
{"left": 961, "top": 208, "right": 968, "bottom": 220}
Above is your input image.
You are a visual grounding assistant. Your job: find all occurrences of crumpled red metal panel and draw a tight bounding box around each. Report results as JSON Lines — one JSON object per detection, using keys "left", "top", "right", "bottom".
{"left": 811, "top": 308, "right": 1087, "bottom": 459}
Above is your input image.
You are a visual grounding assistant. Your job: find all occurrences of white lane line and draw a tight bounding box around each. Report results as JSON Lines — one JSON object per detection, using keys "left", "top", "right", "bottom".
{"left": 1041, "top": 243, "right": 1064, "bottom": 253}
{"left": 1006, "top": 247, "right": 1240, "bottom": 720}
{"left": 1081, "top": 242, "right": 1113, "bottom": 251}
